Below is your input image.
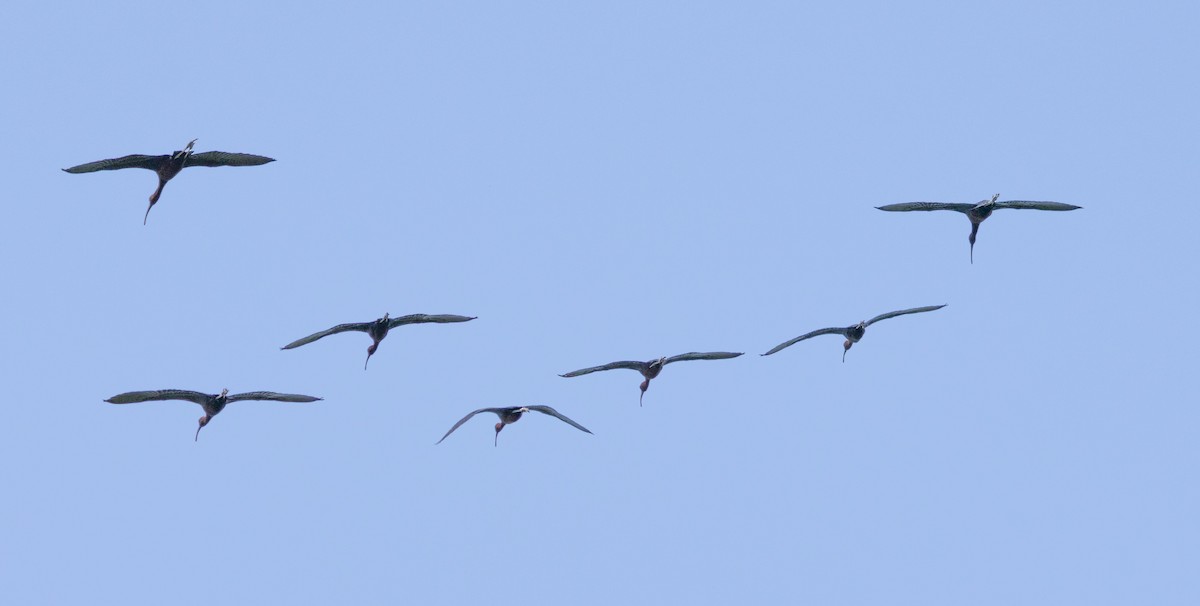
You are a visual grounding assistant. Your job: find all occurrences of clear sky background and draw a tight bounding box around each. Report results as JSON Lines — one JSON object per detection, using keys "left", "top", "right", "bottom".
{"left": 1, "top": 1, "right": 1197, "bottom": 604}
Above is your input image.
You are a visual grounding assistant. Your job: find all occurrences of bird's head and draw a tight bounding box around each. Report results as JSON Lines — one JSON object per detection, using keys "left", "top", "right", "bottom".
{"left": 842, "top": 339, "right": 853, "bottom": 362}
{"left": 493, "top": 422, "right": 505, "bottom": 446}
{"left": 195, "top": 415, "right": 210, "bottom": 441}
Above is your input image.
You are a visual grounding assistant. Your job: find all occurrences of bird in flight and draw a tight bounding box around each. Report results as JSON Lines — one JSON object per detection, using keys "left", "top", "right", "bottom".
{"left": 560, "top": 351, "right": 743, "bottom": 406}
{"left": 876, "top": 193, "right": 1081, "bottom": 263}
{"left": 436, "top": 405, "right": 593, "bottom": 446}
{"left": 105, "top": 388, "right": 322, "bottom": 441}
{"left": 281, "top": 312, "right": 476, "bottom": 369}
{"left": 63, "top": 139, "right": 275, "bottom": 224}
{"left": 763, "top": 305, "right": 946, "bottom": 361}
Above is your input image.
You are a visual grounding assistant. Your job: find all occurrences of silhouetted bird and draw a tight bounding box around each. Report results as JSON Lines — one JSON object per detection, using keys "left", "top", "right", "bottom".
{"left": 560, "top": 352, "right": 743, "bottom": 405}
{"left": 63, "top": 139, "right": 275, "bottom": 224}
{"left": 105, "top": 388, "right": 322, "bottom": 441}
{"left": 763, "top": 305, "right": 946, "bottom": 361}
{"left": 876, "top": 193, "right": 1081, "bottom": 263}
{"left": 436, "top": 406, "right": 592, "bottom": 446}
{"left": 281, "top": 312, "right": 476, "bottom": 369}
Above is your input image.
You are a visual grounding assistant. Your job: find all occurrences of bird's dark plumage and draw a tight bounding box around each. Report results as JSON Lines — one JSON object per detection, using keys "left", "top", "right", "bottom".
{"left": 435, "top": 405, "right": 592, "bottom": 445}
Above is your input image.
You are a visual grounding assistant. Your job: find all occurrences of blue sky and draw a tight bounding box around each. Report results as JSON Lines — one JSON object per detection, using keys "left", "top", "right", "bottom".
{"left": 1, "top": 1, "right": 1197, "bottom": 603}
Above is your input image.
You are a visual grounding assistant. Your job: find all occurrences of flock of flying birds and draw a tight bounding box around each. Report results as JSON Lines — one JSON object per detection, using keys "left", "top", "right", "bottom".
{"left": 68, "top": 140, "right": 1082, "bottom": 445}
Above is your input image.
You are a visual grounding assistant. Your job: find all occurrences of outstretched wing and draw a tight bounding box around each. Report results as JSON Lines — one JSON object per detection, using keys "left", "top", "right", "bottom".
{"left": 527, "top": 405, "right": 593, "bottom": 435}
{"left": 281, "top": 322, "right": 373, "bottom": 349}
{"left": 664, "top": 351, "right": 743, "bottom": 365}
{"left": 559, "top": 360, "right": 648, "bottom": 377}
{"left": 436, "top": 408, "right": 508, "bottom": 444}
{"left": 876, "top": 202, "right": 975, "bottom": 213}
{"left": 995, "top": 200, "right": 1081, "bottom": 211}
{"left": 185, "top": 151, "right": 275, "bottom": 168}
{"left": 63, "top": 154, "right": 166, "bottom": 173}
{"left": 226, "top": 391, "right": 322, "bottom": 403}
{"left": 105, "top": 389, "right": 211, "bottom": 405}
{"left": 762, "top": 327, "right": 849, "bottom": 356}
{"left": 865, "top": 304, "right": 947, "bottom": 327}
{"left": 388, "top": 314, "right": 477, "bottom": 328}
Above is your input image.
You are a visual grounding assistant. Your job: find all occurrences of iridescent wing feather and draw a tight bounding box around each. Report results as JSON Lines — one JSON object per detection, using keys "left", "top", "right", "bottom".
{"left": 762, "top": 327, "right": 849, "bottom": 356}
{"left": 664, "top": 351, "right": 743, "bottom": 365}
{"left": 63, "top": 154, "right": 166, "bottom": 173}
{"left": 865, "top": 304, "right": 946, "bottom": 327}
{"left": 388, "top": 314, "right": 477, "bottom": 328}
{"left": 994, "top": 200, "right": 1081, "bottom": 211}
{"left": 559, "top": 360, "right": 649, "bottom": 377}
{"left": 184, "top": 151, "right": 275, "bottom": 168}
{"left": 876, "top": 202, "right": 975, "bottom": 213}
{"left": 281, "top": 322, "right": 374, "bottom": 350}
{"left": 105, "top": 389, "right": 211, "bottom": 405}
{"left": 226, "top": 391, "right": 322, "bottom": 403}
{"left": 436, "top": 407, "right": 510, "bottom": 444}
{"left": 526, "top": 405, "right": 593, "bottom": 435}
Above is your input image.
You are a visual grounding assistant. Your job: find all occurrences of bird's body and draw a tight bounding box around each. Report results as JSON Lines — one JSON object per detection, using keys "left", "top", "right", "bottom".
{"left": 281, "top": 312, "right": 476, "bottom": 369}
{"left": 436, "top": 405, "right": 593, "bottom": 446}
{"left": 104, "top": 388, "right": 322, "bottom": 441}
{"left": 63, "top": 139, "right": 275, "bottom": 224}
{"left": 559, "top": 351, "right": 743, "bottom": 405}
{"left": 763, "top": 305, "right": 946, "bottom": 361}
{"left": 876, "top": 193, "right": 1081, "bottom": 263}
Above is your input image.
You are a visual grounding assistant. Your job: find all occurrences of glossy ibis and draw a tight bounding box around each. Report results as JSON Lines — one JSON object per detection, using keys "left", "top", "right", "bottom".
{"left": 63, "top": 139, "right": 275, "bottom": 224}
{"left": 763, "top": 305, "right": 946, "bottom": 361}
{"left": 281, "top": 312, "right": 476, "bottom": 369}
{"left": 876, "top": 193, "right": 1081, "bottom": 263}
{"left": 560, "top": 351, "right": 743, "bottom": 406}
{"left": 436, "top": 405, "right": 593, "bottom": 446}
{"left": 104, "top": 388, "right": 322, "bottom": 441}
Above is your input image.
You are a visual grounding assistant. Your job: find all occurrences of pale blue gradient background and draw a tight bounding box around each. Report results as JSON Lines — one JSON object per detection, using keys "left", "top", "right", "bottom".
{"left": 1, "top": 1, "right": 1197, "bottom": 604}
